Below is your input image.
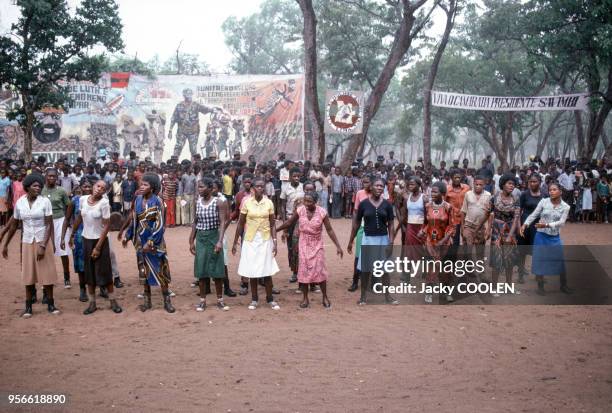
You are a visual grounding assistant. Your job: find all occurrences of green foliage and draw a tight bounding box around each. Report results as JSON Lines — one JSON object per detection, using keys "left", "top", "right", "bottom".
{"left": 0, "top": 0, "right": 123, "bottom": 124}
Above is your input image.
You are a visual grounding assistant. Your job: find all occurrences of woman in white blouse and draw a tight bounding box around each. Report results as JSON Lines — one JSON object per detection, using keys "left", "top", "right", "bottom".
{"left": 70, "top": 180, "right": 122, "bottom": 314}
{"left": 520, "top": 182, "right": 572, "bottom": 295}
{"left": 0, "top": 173, "right": 60, "bottom": 318}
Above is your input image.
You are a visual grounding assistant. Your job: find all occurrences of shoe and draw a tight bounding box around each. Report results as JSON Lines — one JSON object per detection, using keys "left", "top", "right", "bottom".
{"left": 22, "top": 300, "right": 33, "bottom": 319}
{"left": 224, "top": 288, "right": 237, "bottom": 297}
{"left": 47, "top": 298, "right": 60, "bottom": 315}
{"left": 83, "top": 302, "right": 97, "bottom": 315}
{"left": 560, "top": 285, "right": 574, "bottom": 294}
{"left": 196, "top": 300, "right": 206, "bottom": 312}
{"left": 294, "top": 288, "right": 302, "bottom": 294}
{"left": 163, "top": 294, "right": 176, "bottom": 313}
{"left": 99, "top": 287, "right": 109, "bottom": 299}
{"left": 137, "top": 293, "right": 144, "bottom": 299}
{"left": 348, "top": 281, "right": 359, "bottom": 292}
{"left": 64, "top": 279, "right": 72, "bottom": 289}
{"left": 42, "top": 291, "right": 49, "bottom": 305}
{"left": 216, "top": 299, "right": 229, "bottom": 311}
{"left": 239, "top": 285, "right": 248, "bottom": 296}
{"left": 386, "top": 295, "right": 399, "bottom": 305}
{"left": 248, "top": 301, "right": 258, "bottom": 310}
{"left": 139, "top": 294, "right": 152, "bottom": 312}
{"left": 322, "top": 299, "right": 332, "bottom": 309}
{"left": 110, "top": 299, "right": 122, "bottom": 313}
{"left": 79, "top": 288, "right": 88, "bottom": 302}
{"left": 288, "top": 274, "right": 298, "bottom": 283}
{"left": 168, "top": 289, "right": 176, "bottom": 297}
{"left": 113, "top": 277, "right": 124, "bottom": 288}
{"left": 299, "top": 301, "right": 309, "bottom": 309}
{"left": 424, "top": 294, "right": 433, "bottom": 303}
{"left": 311, "top": 285, "right": 321, "bottom": 293}
{"left": 357, "top": 299, "right": 367, "bottom": 306}
{"left": 269, "top": 301, "right": 280, "bottom": 310}
{"left": 190, "top": 280, "right": 199, "bottom": 288}
{"left": 271, "top": 287, "right": 280, "bottom": 295}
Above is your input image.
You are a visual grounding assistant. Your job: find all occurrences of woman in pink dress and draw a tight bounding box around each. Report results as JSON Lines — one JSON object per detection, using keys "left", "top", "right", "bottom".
{"left": 277, "top": 191, "right": 343, "bottom": 308}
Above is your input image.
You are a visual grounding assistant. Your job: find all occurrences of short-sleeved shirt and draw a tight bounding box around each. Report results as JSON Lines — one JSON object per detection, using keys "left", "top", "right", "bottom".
{"left": 241, "top": 196, "right": 274, "bottom": 241}
{"left": 445, "top": 183, "right": 470, "bottom": 225}
{"left": 121, "top": 180, "right": 137, "bottom": 203}
{"left": 460, "top": 190, "right": 491, "bottom": 226}
{"left": 182, "top": 174, "right": 197, "bottom": 195}
{"left": 280, "top": 183, "right": 304, "bottom": 218}
{"left": 41, "top": 186, "right": 71, "bottom": 219}
{"left": 14, "top": 195, "right": 52, "bottom": 243}
{"left": 0, "top": 176, "right": 10, "bottom": 197}
{"left": 331, "top": 174, "right": 344, "bottom": 193}
{"left": 356, "top": 198, "right": 394, "bottom": 236}
{"left": 222, "top": 175, "right": 233, "bottom": 196}
{"left": 80, "top": 195, "right": 111, "bottom": 239}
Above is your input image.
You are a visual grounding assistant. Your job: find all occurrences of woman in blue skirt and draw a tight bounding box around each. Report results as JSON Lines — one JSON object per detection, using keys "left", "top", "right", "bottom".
{"left": 520, "top": 182, "right": 572, "bottom": 295}
{"left": 347, "top": 177, "right": 397, "bottom": 305}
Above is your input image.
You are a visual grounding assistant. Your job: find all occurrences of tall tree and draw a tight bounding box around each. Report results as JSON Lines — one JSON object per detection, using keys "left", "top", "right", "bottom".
{"left": 296, "top": 0, "right": 325, "bottom": 163}
{"left": 337, "top": 0, "right": 432, "bottom": 172}
{"left": 422, "top": 0, "right": 458, "bottom": 169}
{"left": 520, "top": 0, "right": 612, "bottom": 160}
{"left": 0, "top": 0, "right": 123, "bottom": 162}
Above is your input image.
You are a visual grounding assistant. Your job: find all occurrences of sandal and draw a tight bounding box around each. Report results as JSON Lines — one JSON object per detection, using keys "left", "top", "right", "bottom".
{"left": 110, "top": 299, "right": 123, "bottom": 314}
{"left": 248, "top": 301, "right": 258, "bottom": 310}
{"left": 83, "top": 302, "right": 98, "bottom": 315}
{"left": 322, "top": 298, "right": 332, "bottom": 309}
{"left": 299, "top": 301, "right": 309, "bottom": 309}
{"left": 216, "top": 299, "right": 229, "bottom": 311}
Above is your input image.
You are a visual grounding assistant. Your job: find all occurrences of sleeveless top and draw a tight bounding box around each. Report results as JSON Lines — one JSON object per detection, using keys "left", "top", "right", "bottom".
{"left": 195, "top": 196, "right": 219, "bottom": 231}
{"left": 407, "top": 193, "right": 425, "bottom": 224}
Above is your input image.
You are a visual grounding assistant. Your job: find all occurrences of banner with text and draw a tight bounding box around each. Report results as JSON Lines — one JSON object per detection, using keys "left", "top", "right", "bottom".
{"left": 0, "top": 74, "right": 304, "bottom": 162}
{"left": 431, "top": 91, "right": 588, "bottom": 112}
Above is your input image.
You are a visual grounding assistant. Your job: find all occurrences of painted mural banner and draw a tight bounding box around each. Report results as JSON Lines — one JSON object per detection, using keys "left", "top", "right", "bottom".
{"left": 0, "top": 73, "right": 304, "bottom": 162}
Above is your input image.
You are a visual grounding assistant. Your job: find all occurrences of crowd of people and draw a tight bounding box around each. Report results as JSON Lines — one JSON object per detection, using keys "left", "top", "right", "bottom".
{"left": 0, "top": 148, "right": 610, "bottom": 317}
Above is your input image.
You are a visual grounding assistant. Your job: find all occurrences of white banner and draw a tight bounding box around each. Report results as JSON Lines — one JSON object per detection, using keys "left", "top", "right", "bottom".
{"left": 431, "top": 91, "right": 588, "bottom": 111}
{"left": 324, "top": 90, "right": 364, "bottom": 134}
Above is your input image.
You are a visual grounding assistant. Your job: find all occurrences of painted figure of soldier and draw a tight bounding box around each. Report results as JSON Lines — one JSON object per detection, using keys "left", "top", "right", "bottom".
{"left": 167, "top": 88, "right": 224, "bottom": 158}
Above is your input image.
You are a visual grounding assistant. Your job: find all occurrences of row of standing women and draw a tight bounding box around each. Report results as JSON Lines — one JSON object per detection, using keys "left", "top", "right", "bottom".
{"left": 0, "top": 170, "right": 572, "bottom": 318}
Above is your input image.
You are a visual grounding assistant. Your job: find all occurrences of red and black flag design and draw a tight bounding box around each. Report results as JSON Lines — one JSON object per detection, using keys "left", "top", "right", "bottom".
{"left": 110, "top": 72, "right": 130, "bottom": 88}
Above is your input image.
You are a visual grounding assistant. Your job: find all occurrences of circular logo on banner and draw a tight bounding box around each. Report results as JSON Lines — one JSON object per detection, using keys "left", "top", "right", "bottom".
{"left": 326, "top": 92, "right": 361, "bottom": 133}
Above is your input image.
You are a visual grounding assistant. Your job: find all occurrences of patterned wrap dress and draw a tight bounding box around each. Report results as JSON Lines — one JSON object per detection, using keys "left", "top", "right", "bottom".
{"left": 423, "top": 201, "right": 455, "bottom": 284}
{"left": 296, "top": 205, "right": 329, "bottom": 284}
{"left": 126, "top": 194, "right": 171, "bottom": 287}
{"left": 489, "top": 192, "right": 520, "bottom": 272}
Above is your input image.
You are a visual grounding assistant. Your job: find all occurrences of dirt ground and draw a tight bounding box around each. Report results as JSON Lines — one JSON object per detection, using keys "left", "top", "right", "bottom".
{"left": 1, "top": 220, "right": 612, "bottom": 412}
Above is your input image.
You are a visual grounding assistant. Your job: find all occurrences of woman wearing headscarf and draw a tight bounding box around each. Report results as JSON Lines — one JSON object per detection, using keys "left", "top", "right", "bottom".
{"left": 119, "top": 173, "right": 175, "bottom": 313}
{"left": 486, "top": 173, "right": 521, "bottom": 296}
{"left": 70, "top": 180, "right": 122, "bottom": 314}
{"left": 0, "top": 173, "right": 60, "bottom": 317}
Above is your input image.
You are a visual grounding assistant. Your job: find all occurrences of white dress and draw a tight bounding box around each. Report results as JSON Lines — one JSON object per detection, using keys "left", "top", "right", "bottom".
{"left": 582, "top": 188, "right": 592, "bottom": 211}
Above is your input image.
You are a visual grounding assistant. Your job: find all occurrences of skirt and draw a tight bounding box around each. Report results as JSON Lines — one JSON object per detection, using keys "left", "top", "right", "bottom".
{"left": 52, "top": 217, "right": 71, "bottom": 257}
{"left": 237, "top": 231, "right": 280, "bottom": 278}
{"left": 404, "top": 223, "right": 424, "bottom": 260}
{"left": 83, "top": 237, "right": 113, "bottom": 286}
{"left": 531, "top": 232, "right": 565, "bottom": 276}
{"left": 21, "top": 239, "right": 57, "bottom": 286}
{"left": 357, "top": 234, "right": 390, "bottom": 272}
{"left": 354, "top": 224, "right": 364, "bottom": 258}
{"left": 194, "top": 229, "right": 225, "bottom": 279}
{"left": 72, "top": 227, "right": 84, "bottom": 273}
{"left": 0, "top": 196, "right": 8, "bottom": 212}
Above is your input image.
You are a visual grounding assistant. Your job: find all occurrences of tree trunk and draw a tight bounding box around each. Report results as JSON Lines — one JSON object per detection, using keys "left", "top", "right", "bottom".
{"left": 297, "top": 0, "right": 325, "bottom": 163}
{"left": 422, "top": 0, "right": 457, "bottom": 167}
{"left": 536, "top": 111, "right": 564, "bottom": 157}
{"left": 339, "top": 0, "right": 429, "bottom": 172}
{"left": 574, "top": 111, "right": 585, "bottom": 158}
{"left": 21, "top": 91, "right": 34, "bottom": 163}
{"left": 581, "top": 64, "right": 612, "bottom": 161}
